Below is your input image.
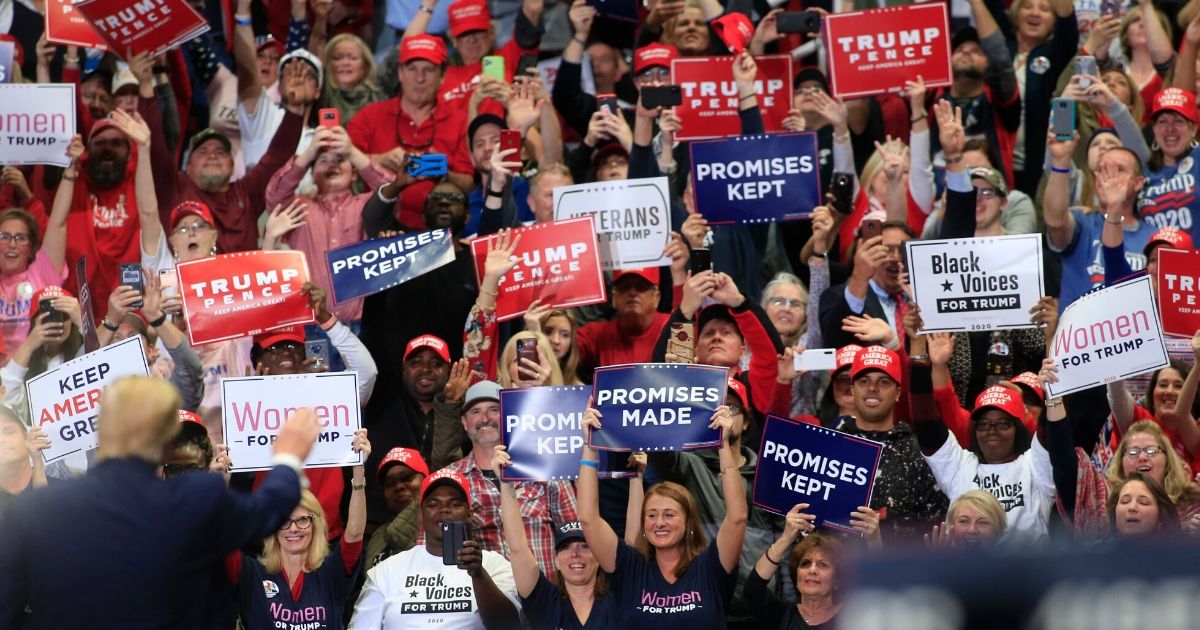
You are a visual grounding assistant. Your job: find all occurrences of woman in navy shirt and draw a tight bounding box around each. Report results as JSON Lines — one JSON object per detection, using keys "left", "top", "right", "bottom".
{"left": 576, "top": 403, "right": 745, "bottom": 629}
{"left": 226, "top": 428, "right": 370, "bottom": 630}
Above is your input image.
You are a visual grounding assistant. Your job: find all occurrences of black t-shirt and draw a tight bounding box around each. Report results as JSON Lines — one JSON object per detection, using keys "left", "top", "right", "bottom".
{"left": 235, "top": 543, "right": 361, "bottom": 630}
{"left": 521, "top": 572, "right": 616, "bottom": 630}
{"left": 608, "top": 541, "right": 735, "bottom": 629}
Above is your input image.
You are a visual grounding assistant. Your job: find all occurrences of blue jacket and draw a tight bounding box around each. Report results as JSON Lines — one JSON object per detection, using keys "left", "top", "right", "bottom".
{"left": 0, "top": 458, "right": 301, "bottom": 629}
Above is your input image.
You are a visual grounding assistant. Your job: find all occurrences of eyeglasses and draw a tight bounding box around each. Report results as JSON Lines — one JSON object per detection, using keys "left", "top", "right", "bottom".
{"left": 975, "top": 418, "right": 1015, "bottom": 432}
{"left": 1124, "top": 446, "right": 1164, "bottom": 458}
{"left": 428, "top": 191, "right": 466, "bottom": 205}
{"left": 162, "top": 463, "right": 205, "bottom": 477}
{"left": 174, "top": 221, "right": 212, "bottom": 235}
{"left": 727, "top": 404, "right": 746, "bottom": 417}
{"left": 976, "top": 188, "right": 999, "bottom": 199}
{"left": 798, "top": 86, "right": 824, "bottom": 95}
{"left": 279, "top": 515, "right": 316, "bottom": 530}
{"left": 265, "top": 342, "right": 304, "bottom": 357}
{"left": 0, "top": 232, "right": 30, "bottom": 244}
{"left": 637, "top": 68, "right": 670, "bottom": 82}
{"left": 768, "top": 297, "right": 804, "bottom": 309}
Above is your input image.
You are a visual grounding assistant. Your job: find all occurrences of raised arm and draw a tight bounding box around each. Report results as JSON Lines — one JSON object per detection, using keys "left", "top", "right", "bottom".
{"left": 232, "top": 0, "right": 263, "bottom": 112}
{"left": 625, "top": 452, "right": 647, "bottom": 545}
{"left": 405, "top": 0, "right": 437, "bottom": 37}
{"left": 1175, "top": 13, "right": 1200, "bottom": 91}
{"left": 578, "top": 405, "right": 619, "bottom": 573}
{"left": 1140, "top": 0, "right": 1175, "bottom": 65}
{"left": 43, "top": 134, "right": 82, "bottom": 272}
{"left": 109, "top": 108, "right": 158, "bottom": 267}
{"left": 492, "top": 446, "right": 541, "bottom": 597}
{"left": 1042, "top": 131, "right": 1078, "bottom": 250}
{"left": 345, "top": 430, "right": 370, "bottom": 544}
{"left": 1161, "top": 332, "right": 1200, "bottom": 457}
{"left": 712, "top": 406, "right": 747, "bottom": 573}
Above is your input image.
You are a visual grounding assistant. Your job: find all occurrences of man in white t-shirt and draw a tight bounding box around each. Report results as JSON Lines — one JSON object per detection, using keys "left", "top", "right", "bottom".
{"left": 350, "top": 468, "right": 521, "bottom": 629}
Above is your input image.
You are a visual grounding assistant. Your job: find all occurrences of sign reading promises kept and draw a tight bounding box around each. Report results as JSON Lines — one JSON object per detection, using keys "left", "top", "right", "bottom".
{"left": 326, "top": 228, "right": 454, "bottom": 304}
{"left": 500, "top": 385, "right": 635, "bottom": 481}
{"left": 553, "top": 176, "right": 671, "bottom": 270}
{"left": 689, "top": 133, "right": 821, "bottom": 223}
{"left": 822, "top": 3, "right": 952, "bottom": 99}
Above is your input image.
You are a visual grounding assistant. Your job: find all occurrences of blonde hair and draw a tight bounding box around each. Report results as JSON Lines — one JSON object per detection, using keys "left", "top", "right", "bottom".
{"left": 260, "top": 490, "right": 330, "bottom": 574}
{"left": 660, "top": 0, "right": 704, "bottom": 49}
{"left": 1122, "top": 8, "right": 1172, "bottom": 61}
{"left": 498, "top": 331, "right": 563, "bottom": 388}
{"left": 1007, "top": 0, "right": 1058, "bottom": 45}
{"left": 539, "top": 310, "right": 582, "bottom": 386}
{"left": 636, "top": 482, "right": 707, "bottom": 579}
{"left": 1106, "top": 421, "right": 1198, "bottom": 505}
{"left": 97, "top": 377, "right": 181, "bottom": 462}
{"left": 322, "top": 34, "right": 380, "bottom": 93}
{"left": 948, "top": 489, "right": 1008, "bottom": 536}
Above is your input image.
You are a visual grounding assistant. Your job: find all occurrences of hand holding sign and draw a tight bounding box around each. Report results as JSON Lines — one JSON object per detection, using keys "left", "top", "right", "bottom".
{"left": 849, "top": 505, "right": 883, "bottom": 548}
{"left": 490, "top": 443, "right": 513, "bottom": 476}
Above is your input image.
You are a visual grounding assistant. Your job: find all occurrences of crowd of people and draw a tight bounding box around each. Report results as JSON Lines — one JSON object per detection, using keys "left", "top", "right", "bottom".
{"left": 5, "top": 0, "right": 1200, "bottom": 626}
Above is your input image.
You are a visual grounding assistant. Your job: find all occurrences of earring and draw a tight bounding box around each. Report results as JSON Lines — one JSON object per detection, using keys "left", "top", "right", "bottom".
{"left": 1191, "top": 139, "right": 1199, "bottom": 148}
{"left": 1151, "top": 142, "right": 1160, "bottom": 151}
{"left": 210, "top": 244, "right": 218, "bottom": 256}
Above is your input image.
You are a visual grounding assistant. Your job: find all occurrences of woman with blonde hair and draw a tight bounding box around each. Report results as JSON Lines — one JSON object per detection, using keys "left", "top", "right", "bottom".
{"left": 927, "top": 489, "right": 1008, "bottom": 547}
{"left": 497, "top": 331, "right": 562, "bottom": 388}
{"left": 525, "top": 303, "right": 583, "bottom": 385}
{"left": 320, "top": 33, "right": 384, "bottom": 123}
{"left": 227, "top": 430, "right": 371, "bottom": 629}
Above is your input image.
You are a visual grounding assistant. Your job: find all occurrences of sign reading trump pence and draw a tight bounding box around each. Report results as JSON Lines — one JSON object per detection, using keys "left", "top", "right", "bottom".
{"left": 690, "top": 133, "right": 821, "bottom": 224}
{"left": 822, "top": 3, "right": 952, "bottom": 99}
{"left": 0, "top": 84, "right": 76, "bottom": 166}
{"left": 176, "top": 250, "right": 314, "bottom": 345}
{"left": 671, "top": 55, "right": 793, "bottom": 140}
{"left": 222, "top": 372, "right": 362, "bottom": 472}
{"left": 1046, "top": 276, "right": 1169, "bottom": 398}
{"left": 73, "top": 0, "right": 210, "bottom": 59}
{"left": 906, "top": 234, "right": 1045, "bottom": 333}
{"left": 553, "top": 177, "right": 671, "bottom": 271}
{"left": 1156, "top": 248, "right": 1200, "bottom": 337}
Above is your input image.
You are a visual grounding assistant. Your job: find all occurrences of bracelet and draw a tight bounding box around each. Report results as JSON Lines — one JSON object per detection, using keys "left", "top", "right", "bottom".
{"left": 739, "top": 93, "right": 756, "bottom": 102}
{"left": 910, "top": 114, "right": 926, "bottom": 123}
{"left": 573, "top": 35, "right": 587, "bottom": 45}
{"left": 152, "top": 65, "right": 170, "bottom": 75}
{"left": 235, "top": 15, "right": 252, "bottom": 26}
{"left": 147, "top": 312, "right": 167, "bottom": 328}
{"left": 883, "top": 335, "right": 901, "bottom": 351}
{"left": 1045, "top": 398, "right": 1064, "bottom": 408}
{"left": 480, "top": 287, "right": 498, "bottom": 297}
{"left": 580, "top": 459, "right": 599, "bottom": 469}
{"left": 719, "top": 465, "right": 739, "bottom": 479}
{"left": 833, "top": 132, "right": 850, "bottom": 143}
{"left": 101, "top": 318, "right": 118, "bottom": 332}
{"left": 63, "top": 57, "right": 81, "bottom": 65}
{"left": 419, "top": 4, "right": 434, "bottom": 12}
{"left": 1050, "top": 165, "right": 1070, "bottom": 174}
{"left": 764, "top": 546, "right": 781, "bottom": 565}
{"left": 61, "top": 171, "right": 78, "bottom": 181}
{"left": 811, "top": 251, "right": 827, "bottom": 259}
{"left": 909, "top": 353, "right": 930, "bottom": 365}
{"left": 351, "top": 478, "right": 367, "bottom": 490}
{"left": 944, "top": 154, "right": 963, "bottom": 165}
{"left": 485, "top": 186, "right": 505, "bottom": 199}
{"left": 1103, "top": 213, "right": 1124, "bottom": 225}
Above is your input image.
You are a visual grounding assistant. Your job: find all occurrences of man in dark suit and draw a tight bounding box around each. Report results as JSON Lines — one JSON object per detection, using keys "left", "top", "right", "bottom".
{"left": 819, "top": 221, "right": 915, "bottom": 350}
{"left": 0, "top": 376, "right": 320, "bottom": 629}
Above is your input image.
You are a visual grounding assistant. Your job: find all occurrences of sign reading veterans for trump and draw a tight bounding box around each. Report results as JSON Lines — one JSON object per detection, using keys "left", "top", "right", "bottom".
{"left": 822, "top": 3, "right": 952, "bottom": 99}
{"left": 27, "top": 336, "right": 150, "bottom": 464}
{"left": 690, "top": 133, "right": 821, "bottom": 223}
{"left": 906, "top": 235, "right": 1045, "bottom": 333}
{"left": 0, "top": 84, "right": 76, "bottom": 167}
{"left": 177, "top": 250, "right": 314, "bottom": 346}
{"left": 45, "top": 0, "right": 108, "bottom": 49}
{"left": 589, "top": 363, "right": 728, "bottom": 451}
{"left": 222, "top": 372, "right": 362, "bottom": 472}
{"left": 1047, "top": 276, "right": 1169, "bottom": 397}
{"left": 1156, "top": 248, "right": 1200, "bottom": 337}
{"left": 754, "top": 415, "right": 882, "bottom": 532}
{"left": 501, "top": 385, "right": 636, "bottom": 481}
{"left": 671, "top": 55, "right": 793, "bottom": 140}
{"left": 470, "top": 217, "right": 607, "bottom": 322}
{"left": 327, "top": 229, "right": 454, "bottom": 304}
{"left": 74, "top": 0, "right": 210, "bottom": 59}
{"left": 553, "top": 177, "right": 672, "bottom": 271}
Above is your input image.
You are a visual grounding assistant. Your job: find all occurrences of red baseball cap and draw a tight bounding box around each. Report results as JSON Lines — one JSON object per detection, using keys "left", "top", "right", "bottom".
{"left": 421, "top": 468, "right": 471, "bottom": 504}
{"left": 31, "top": 286, "right": 73, "bottom": 309}
{"left": 1010, "top": 371, "right": 1045, "bottom": 402}
{"left": 971, "top": 385, "right": 1026, "bottom": 424}
{"left": 169, "top": 200, "right": 216, "bottom": 228}
{"left": 177, "top": 409, "right": 204, "bottom": 425}
{"left": 448, "top": 0, "right": 491, "bottom": 37}
{"left": 88, "top": 118, "right": 127, "bottom": 143}
{"left": 612, "top": 268, "right": 657, "bottom": 287}
{"left": 400, "top": 35, "right": 448, "bottom": 66}
{"left": 377, "top": 447, "right": 431, "bottom": 483}
{"left": 253, "top": 325, "right": 305, "bottom": 350}
{"left": 592, "top": 142, "right": 629, "bottom": 168}
{"left": 834, "top": 345, "right": 864, "bottom": 373}
{"left": 633, "top": 43, "right": 679, "bottom": 75}
{"left": 404, "top": 334, "right": 451, "bottom": 362}
{"left": 726, "top": 377, "right": 749, "bottom": 410}
{"left": 255, "top": 34, "right": 285, "bottom": 55}
{"left": 1144, "top": 226, "right": 1194, "bottom": 256}
{"left": 850, "top": 345, "right": 901, "bottom": 383}
{"left": 712, "top": 13, "right": 754, "bottom": 53}
{"left": 1152, "top": 87, "right": 1199, "bottom": 124}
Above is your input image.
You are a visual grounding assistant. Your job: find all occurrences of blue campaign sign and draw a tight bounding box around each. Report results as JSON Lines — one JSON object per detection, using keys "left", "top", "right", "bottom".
{"left": 501, "top": 385, "right": 636, "bottom": 481}
{"left": 753, "top": 414, "right": 883, "bottom": 533}
{"left": 689, "top": 132, "right": 822, "bottom": 224}
{"left": 325, "top": 229, "right": 455, "bottom": 304}
{"left": 589, "top": 363, "right": 729, "bottom": 452}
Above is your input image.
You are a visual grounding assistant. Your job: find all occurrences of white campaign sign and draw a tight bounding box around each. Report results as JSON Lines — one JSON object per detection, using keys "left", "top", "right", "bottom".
{"left": 27, "top": 336, "right": 150, "bottom": 464}
{"left": 906, "top": 234, "right": 1046, "bottom": 333}
{"left": 0, "top": 83, "right": 76, "bottom": 166}
{"left": 0, "top": 41, "right": 14, "bottom": 83}
{"left": 1046, "top": 276, "right": 1169, "bottom": 397}
{"left": 222, "top": 372, "right": 362, "bottom": 472}
{"left": 553, "top": 176, "right": 671, "bottom": 271}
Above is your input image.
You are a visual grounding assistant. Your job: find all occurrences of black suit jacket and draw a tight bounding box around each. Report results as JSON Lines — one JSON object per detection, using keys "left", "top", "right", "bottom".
{"left": 819, "top": 281, "right": 889, "bottom": 350}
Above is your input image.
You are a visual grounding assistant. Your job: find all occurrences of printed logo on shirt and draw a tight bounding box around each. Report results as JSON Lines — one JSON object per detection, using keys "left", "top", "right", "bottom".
{"left": 1139, "top": 168, "right": 1198, "bottom": 230}
{"left": 401, "top": 573, "right": 474, "bottom": 614}
{"left": 262, "top": 580, "right": 279, "bottom": 598}
{"left": 975, "top": 473, "right": 1026, "bottom": 511}
{"left": 637, "top": 590, "right": 704, "bottom": 614}
{"left": 0, "top": 295, "right": 30, "bottom": 325}
{"left": 442, "top": 74, "right": 481, "bottom": 104}
{"left": 1085, "top": 238, "right": 1145, "bottom": 289}
{"left": 90, "top": 193, "right": 131, "bottom": 230}
{"left": 269, "top": 601, "right": 327, "bottom": 629}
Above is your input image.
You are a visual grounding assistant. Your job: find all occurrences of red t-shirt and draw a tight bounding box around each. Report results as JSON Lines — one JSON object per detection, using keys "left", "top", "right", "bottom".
{"left": 577, "top": 312, "right": 672, "bottom": 373}
{"left": 64, "top": 150, "right": 143, "bottom": 312}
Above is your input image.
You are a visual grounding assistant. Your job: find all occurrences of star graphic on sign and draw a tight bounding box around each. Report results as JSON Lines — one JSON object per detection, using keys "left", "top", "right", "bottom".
{"left": 410, "top": 590, "right": 418, "bottom": 598}
{"left": 941, "top": 280, "right": 953, "bottom": 292}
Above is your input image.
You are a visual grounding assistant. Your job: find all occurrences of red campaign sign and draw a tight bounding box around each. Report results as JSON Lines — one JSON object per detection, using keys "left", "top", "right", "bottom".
{"left": 823, "top": 2, "right": 952, "bottom": 99}
{"left": 177, "top": 251, "right": 315, "bottom": 346}
{"left": 470, "top": 217, "right": 607, "bottom": 322}
{"left": 1157, "top": 248, "right": 1200, "bottom": 338}
{"left": 73, "top": 0, "right": 210, "bottom": 60}
{"left": 671, "top": 55, "right": 793, "bottom": 141}
{"left": 44, "top": 0, "right": 108, "bottom": 50}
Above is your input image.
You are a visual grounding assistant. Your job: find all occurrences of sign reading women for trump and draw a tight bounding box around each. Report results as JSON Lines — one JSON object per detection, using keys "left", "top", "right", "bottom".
{"left": 906, "top": 234, "right": 1045, "bottom": 333}
{"left": 1156, "top": 248, "right": 1200, "bottom": 337}
{"left": 470, "top": 218, "right": 606, "bottom": 322}
{"left": 501, "top": 385, "right": 636, "bottom": 481}
{"left": 753, "top": 415, "right": 882, "bottom": 532}
{"left": 1047, "top": 276, "right": 1169, "bottom": 397}
{"left": 823, "top": 3, "right": 952, "bottom": 98}
{"left": 222, "top": 372, "right": 362, "bottom": 472}
{"left": 27, "top": 336, "right": 149, "bottom": 465}
{"left": 690, "top": 133, "right": 821, "bottom": 223}
{"left": 553, "top": 177, "right": 671, "bottom": 271}
{"left": 177, "top": 250, "right": 314, "bottom": 346}
{"left": 326, "top": 229, "right": 454, "bottom": 304}
{"left": 0, "top": 84, "right": 76, "bottom": 166}
{"left": 671, "top": 55, "right": 793, "bottom": 140}
{"left": 73, "top": 0, "right": 210, "bottom": 59}
{"left": 589, "top": 363, "right": 728, "bottom": 451}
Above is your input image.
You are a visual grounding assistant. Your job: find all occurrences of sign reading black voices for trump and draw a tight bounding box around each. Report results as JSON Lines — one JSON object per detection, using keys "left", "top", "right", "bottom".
{"left": 753, "top": 415, "right": 882, "bottom": 533}
{"left": 501, "top": 385, "right": 637, "bottom": 481}
{"left": 906, "top": 234, "right": 1045, "bottom": 333}
{"left": 589, "top": 363, "right": 728, "bottom": 452}
{"left": 689, "top": 133, "right": 822, "bottom": 224}
{"left": 326, "top": 228, "right": 454, "bottom": 304}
